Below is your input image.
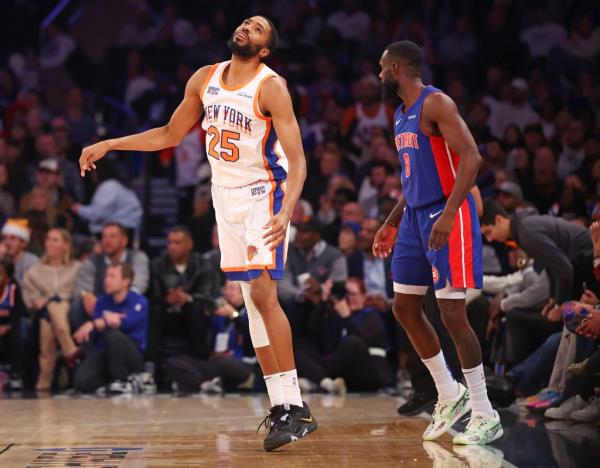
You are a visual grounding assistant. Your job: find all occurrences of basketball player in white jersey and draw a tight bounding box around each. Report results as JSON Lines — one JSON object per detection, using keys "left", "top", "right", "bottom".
{"left": 79, "top": 16, "right": 317, "bottom": 452}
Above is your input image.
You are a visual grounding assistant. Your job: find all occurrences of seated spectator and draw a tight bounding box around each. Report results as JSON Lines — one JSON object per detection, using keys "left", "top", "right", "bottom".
{"left": 358, "top": 161, "right": 395, "bottom": 215}
{"left": 496, "top": 181, "right": 531, "bottom": 214}
{"left": 340, "top": 75, "right": 393, "bottom": 155}
{"left": 338, "top": 223, "right": 359, "bottom": 256}
{"left": 34, "top": 132, "right": 84, "bottom": 202}
{"left": 347, "top": 218, "right": 393, "bottom": 300}
{"left": 0, "top": 259, "right": 26, "bottom": 390}
{"left": 485, "top": 78, "right": 540, "bottom": 138}
{"left": 186, "top": 185, "right": 215, "bottom": 252}
{"left": 485, "top": 249, "right": 554, "bottom": 366}
{"left": 359, "top": 161, "right": 402, "bottom": 218}
{"left": 22, "top": 229, "right": 81, "bottom": 390}
{"left": 73, "top": 263, "right": 148, "bottom": 393}
{"left": 438, "top": 15, "right": 477, "bottom": 65}
{"left": 279, "top": 216, "right": 348, "bottom": 340}
{"left": 63, "top": 88, "right": 96, "bottom": 148}
{"left": 531, "top": 145, "right": 562, "bottom": 215}
{"left": 202, "top": 225, "right": 226, "bottom": 299}
{"left": 20, "top": 159, "right": 74, "bottom": 231}
{"left": 70, "top": 222, "right": 149, "bottom": 332}
{"left": 71, "top": 160, "right": 142, "bottom": 240}
{"left": 304, "top": 147, "right": 351, "bottom": 209}
{"left": 279, "top": 217, "right": 347, "bottom": 306}
{"left": 148, "top": 226, "right": 215, "bottom": 363}
{"left": 166, "top": 281, "right": 255, "bottom": 393}
{"left": 19, "top": 187, "right": 52, "bottom": 256}
{"left": 0, "top": 163, "right": 16, "bottom": 221}
{"left": 296, "top": 278, "right": 394, "bottom": 392}
{"left": 0, "top": 219, "right": 39, "bottom": 285}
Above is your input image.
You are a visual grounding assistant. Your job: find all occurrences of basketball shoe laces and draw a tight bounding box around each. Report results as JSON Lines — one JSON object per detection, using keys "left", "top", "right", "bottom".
{"left": 256, "top": 405, "right": 288, "bottom": 433}
{"left": 432, "top": 399, "right": 450, "bottom": 420}
{"left": 463, "top": 413, "right": 487, "bottom": 432}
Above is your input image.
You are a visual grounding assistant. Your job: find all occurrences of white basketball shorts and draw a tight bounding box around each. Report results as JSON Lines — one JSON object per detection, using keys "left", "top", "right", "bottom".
{"left": 211, "top": 179, "right": 288, "bottom": 281}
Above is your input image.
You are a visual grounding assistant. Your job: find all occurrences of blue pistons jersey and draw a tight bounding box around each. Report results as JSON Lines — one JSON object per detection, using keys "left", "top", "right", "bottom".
{"left": 394, "top": 85, "right": 461, "bottom": 209}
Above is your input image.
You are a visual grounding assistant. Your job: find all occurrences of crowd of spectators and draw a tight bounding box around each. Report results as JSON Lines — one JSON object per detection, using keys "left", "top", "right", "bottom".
{"left": 0, "top": 0, "right": 599, "bottom": 428}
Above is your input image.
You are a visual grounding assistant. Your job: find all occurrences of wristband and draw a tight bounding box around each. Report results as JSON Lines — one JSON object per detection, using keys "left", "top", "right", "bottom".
{"left": 384, "top": 219, "right": 397, "bottom": 228}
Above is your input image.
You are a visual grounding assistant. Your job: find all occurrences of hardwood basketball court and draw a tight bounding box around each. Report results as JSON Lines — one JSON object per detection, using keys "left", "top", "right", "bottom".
{"left": 2, "top": 393, "right": 598, "bottom": 467}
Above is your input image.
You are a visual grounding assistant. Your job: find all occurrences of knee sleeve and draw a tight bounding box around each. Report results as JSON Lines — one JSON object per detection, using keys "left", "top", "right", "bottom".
{"left": 240, "top": 282, "right": 270, "bottom": 348}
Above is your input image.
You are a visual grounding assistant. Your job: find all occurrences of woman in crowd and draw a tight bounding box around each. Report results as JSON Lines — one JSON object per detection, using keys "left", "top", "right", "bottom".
{"left": 23, "top": 228, "right": 81, "bottom": 390}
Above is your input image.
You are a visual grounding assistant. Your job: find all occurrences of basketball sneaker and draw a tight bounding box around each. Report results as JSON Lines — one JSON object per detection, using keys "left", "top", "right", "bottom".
{"left": 423, "top": 383, "right": 470, "bottom": 441}
{"left": 452, "top": 410, "right": 503, "bottom": 445}
{"left": 259, "top": 402, "right": 318, "bottom": 452}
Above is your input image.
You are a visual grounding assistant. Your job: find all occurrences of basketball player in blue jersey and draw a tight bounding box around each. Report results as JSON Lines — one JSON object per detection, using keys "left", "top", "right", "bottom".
{"left": 79, "top": 16, "right": 317, "bottom": 452}
{"left": 372, "top": 41, "right": 503, "bottom": 444}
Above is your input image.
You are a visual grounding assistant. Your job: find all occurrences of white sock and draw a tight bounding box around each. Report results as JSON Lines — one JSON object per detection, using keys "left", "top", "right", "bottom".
{"left": 463, "top": 364, "right": 494, "bottom": 416}
{"left": 264, "top": 373, "right": 285, "bottom": 407}
{"left": 280, "top": 369, "right": 303, "bottom": 407}
{"left": 422, "top": 350, "right": 459, "bottom": 401}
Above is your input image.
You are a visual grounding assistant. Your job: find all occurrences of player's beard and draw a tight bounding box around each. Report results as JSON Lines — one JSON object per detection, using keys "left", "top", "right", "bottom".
{"left": 381, "top": 78, "right": 400, "bottom": 103}
{"left": 227, "top": 37, "right": 261, "bottom": 58}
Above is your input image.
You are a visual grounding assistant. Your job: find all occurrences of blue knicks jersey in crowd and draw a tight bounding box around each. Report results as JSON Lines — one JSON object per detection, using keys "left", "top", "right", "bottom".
{"left": 395, "top": 85, "right": 460, "bottom": 208}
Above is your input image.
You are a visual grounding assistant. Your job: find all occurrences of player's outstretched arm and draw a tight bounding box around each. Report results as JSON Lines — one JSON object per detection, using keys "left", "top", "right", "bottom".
{"left": 260, "top": 76, "right": 307, "bottom": 251}
{"left": 79, "top": 65, "right": 212, "bottom": 177}
{"left": 424, "top": 93, "right": 481, "bottom": 250}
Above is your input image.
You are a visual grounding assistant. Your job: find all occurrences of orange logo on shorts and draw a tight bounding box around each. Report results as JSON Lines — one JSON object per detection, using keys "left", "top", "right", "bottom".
{"left": 247, "top": 245, "right": 258, "bottom": 262}
{"left": 432, "top": 267, "right": 439, "bottom": 283}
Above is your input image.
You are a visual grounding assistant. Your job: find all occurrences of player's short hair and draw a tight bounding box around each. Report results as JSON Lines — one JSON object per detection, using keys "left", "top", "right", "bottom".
{"left": 480, "top": 199, "right": 509, "bottom": 226}
{"left": 259, "top": 16, "right": 279, "bottom": 55}
{"left": 385, "top": 41, "right": 424, "bottom": 77}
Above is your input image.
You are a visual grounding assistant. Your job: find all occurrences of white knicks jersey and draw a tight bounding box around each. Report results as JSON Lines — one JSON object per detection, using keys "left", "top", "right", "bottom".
{"left": 200, "top": 61, "right": 288, "bottom": 188}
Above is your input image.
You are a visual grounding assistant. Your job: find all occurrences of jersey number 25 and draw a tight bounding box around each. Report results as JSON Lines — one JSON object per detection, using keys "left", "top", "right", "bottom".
{"left": 207, "top": 126, "right": 240, "bottom": 162}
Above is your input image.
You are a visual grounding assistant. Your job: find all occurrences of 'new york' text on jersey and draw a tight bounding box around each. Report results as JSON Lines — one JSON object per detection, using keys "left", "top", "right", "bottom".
{"left": 200, "top": 61, "right": 288, "bottom": 188}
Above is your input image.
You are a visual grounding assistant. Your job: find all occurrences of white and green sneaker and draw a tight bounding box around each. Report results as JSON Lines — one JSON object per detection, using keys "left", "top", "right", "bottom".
{"left": 453, "top": 410, "right": 503, "bottom": 445}
{"left": 423, "top": 383, "right": 470, "bottom": 441}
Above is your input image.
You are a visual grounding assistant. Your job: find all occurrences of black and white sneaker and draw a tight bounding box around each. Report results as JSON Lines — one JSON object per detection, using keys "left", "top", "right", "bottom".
{"left": 258, "top": 402, "right": 318, "bottom": 452}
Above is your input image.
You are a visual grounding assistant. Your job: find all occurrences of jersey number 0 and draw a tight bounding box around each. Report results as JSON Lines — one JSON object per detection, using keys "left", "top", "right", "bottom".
{"left": 207, "top": 126, "right": 241, "bottom": 162}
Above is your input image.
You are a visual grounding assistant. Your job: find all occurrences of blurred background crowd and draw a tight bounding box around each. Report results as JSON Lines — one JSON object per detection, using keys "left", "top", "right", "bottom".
{"left": 0, "top": 0, "right": 599, "bottom": 427}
